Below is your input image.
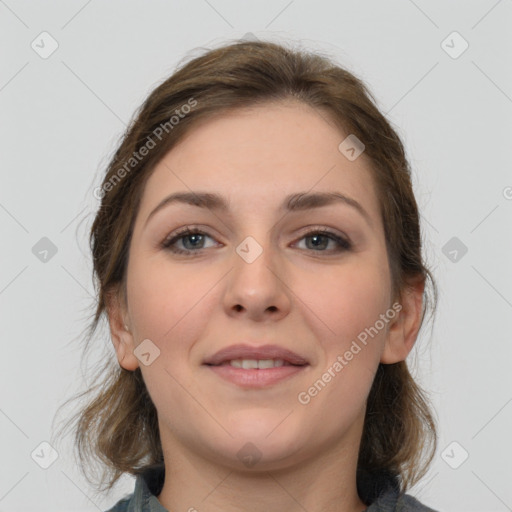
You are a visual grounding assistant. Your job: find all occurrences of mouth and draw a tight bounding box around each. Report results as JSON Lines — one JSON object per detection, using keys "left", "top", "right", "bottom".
{"left": 209, "top": 359, "right": 301, "bottom": 369}
{"left": 203, "top": 344, "right": 310, "bottom": 388}
{"left": 203, "top": 343, "right": 309, "bottom": 366}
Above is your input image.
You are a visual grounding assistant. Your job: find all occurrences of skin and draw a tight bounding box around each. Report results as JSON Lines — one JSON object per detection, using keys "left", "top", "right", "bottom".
{"left": 107, "top": 100, "right": 424, "bottom": 512}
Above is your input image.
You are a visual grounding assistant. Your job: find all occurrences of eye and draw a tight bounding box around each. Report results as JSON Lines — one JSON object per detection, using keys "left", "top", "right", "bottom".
{"left": 161, "top": 226, "right": 351, "bottom": 257}
{"left": 161, "top": 227, "right": 219, "bottom": 256}
{"left": 294, "top": 229, "right": 351, "bottom": 253}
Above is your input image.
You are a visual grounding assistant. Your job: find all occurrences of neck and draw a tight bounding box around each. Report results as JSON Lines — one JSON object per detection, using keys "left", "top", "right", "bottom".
{"left": 156, "top": 421, "right": 367, "bottom": 512}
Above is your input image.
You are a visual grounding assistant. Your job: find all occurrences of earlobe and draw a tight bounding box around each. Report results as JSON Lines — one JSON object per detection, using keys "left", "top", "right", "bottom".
{"left": 105, "top": 288, "right": 140, "bottom": 371}
{"left": 380, "top": 277, "right": 425, "bottom": 364}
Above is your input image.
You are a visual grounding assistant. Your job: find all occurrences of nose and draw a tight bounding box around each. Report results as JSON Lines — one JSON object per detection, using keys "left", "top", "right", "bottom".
{"left": 223, "top": 236, "right": 292, "bottom": 322}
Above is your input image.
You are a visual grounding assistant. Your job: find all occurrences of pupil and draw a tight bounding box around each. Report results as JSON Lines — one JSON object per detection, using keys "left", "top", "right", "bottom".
{"left": 185, "top": 234, "right": 203, "bottom": 249}
{"left": 308, "top": 234, "right": 327, "bottom": 250}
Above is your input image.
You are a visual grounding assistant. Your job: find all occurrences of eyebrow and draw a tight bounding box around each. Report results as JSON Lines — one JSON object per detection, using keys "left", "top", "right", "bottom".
{"left": 144, "top": 190, "right": 372, "bottom": 227}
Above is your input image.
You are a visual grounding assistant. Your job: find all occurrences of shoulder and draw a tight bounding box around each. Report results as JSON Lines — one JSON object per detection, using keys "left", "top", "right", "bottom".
{"left": 396, "top": 494, "right": 439, "bottom": 512}
{"left": 103, "top": 495, "right": 131, "bottom": 512}
{"left": 102, "top": 464, "right": 167, "bottom": 512}
{"left": 358, "top": 470, "right": 438, "bottom": 512}
{"left": 366, "top": 491, "right": 439, "bottom": 512}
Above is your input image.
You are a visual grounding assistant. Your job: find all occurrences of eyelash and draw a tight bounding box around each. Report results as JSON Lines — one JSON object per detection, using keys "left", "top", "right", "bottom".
{"left": 161, "top": 226, "right": 352, "bottom": 256}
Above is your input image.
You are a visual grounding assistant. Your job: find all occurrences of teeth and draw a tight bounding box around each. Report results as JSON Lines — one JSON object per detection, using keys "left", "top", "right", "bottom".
{"left": 257, "top": 359, "right": 277, "bottom": 369}
{"left": 229, "top": 359, "right": 286, "bottom": 369}
{"left": 242, "top": 359, "right": 258, "bottom": 369}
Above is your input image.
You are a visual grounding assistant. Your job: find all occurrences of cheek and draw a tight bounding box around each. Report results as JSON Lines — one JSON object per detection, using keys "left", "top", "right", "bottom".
{"left": 293, "top": 259, "right": 391, "bottom": 419}
{"left": 125, "top": 256, "right": 220, "bottom": 420}
{"left": 294, "top": 257, "right": 391, "bottom": 347}
{"left": 293, "top": 263, "right": 390, "bottom": 432}
{"left": 126, "top": 254, "right": 217, "bottom": 353}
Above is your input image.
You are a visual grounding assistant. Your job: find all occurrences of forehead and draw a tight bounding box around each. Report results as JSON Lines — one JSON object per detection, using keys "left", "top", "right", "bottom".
{"left": 138, "top": 102, "right": 381, "bottom": 223}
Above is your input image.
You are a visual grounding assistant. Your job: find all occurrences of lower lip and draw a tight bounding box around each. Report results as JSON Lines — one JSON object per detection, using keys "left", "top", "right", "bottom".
{"left": 204, "top": 364, "right": 308, "bottom": 388}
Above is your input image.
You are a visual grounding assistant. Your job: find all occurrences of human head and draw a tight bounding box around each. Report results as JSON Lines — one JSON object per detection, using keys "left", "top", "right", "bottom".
{"left": 70, "top": 39, "right": 437, "bottom": 496}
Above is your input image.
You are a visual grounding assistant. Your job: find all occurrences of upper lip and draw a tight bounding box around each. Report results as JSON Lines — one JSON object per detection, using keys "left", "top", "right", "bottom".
{"left": 203, "top": 344, "right": 309, "bottom": 366}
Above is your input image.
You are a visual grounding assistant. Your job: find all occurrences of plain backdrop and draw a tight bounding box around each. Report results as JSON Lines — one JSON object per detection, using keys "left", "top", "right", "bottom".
{"left": 1, "top": 1, "right": 511, "bottom": 511}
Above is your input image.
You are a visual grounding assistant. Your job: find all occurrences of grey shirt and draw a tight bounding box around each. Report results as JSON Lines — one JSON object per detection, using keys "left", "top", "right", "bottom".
{"left": 104, "top": 464, "right": 438, "bottom": 512}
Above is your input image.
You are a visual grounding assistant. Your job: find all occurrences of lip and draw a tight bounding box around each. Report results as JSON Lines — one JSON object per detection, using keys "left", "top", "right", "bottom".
{"left": 202, "top": 343, "right": 309, "bottom": 389}
{"left": 203, "top": 343, "right": 309, "bottom": 366}
{"left": 206, "top": 364, "right": 307, "bottom": 388}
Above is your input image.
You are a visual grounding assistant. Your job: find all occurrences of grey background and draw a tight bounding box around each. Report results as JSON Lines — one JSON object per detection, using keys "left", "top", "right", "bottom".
{"left": 1, "top": 1, "right": 511, "bottom": 511}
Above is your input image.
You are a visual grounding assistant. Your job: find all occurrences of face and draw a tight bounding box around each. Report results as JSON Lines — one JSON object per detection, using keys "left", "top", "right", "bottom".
{"left": 111, "top": 101, "right": 418, "bottom": 471}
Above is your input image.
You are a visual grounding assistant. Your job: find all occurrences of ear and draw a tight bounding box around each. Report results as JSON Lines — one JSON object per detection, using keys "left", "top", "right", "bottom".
{"left": 380, "top": 276, "right": 425, "bottom": 364}
{"left": 105, "top": 287, "right": 140, "bottom": 371}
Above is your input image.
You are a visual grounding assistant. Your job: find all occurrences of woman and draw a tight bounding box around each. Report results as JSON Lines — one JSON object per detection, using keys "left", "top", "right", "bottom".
{"left": 62, "top": 39, "right": 439, "bottom": 511}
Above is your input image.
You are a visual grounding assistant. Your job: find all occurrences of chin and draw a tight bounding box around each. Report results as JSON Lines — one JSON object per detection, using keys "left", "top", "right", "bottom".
{"left": 214, "top": 412, "right": 307, "bottom": 467}
{"left": 225, "top": 408, "right": 296, "bottom": 438}
{"left": 207, "top": 437, "right": 307, "bottom": 473}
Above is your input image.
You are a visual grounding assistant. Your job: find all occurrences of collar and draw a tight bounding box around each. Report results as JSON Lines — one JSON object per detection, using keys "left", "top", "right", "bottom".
{"left": 127, "top": 463, "right": 168, "bottom": 512}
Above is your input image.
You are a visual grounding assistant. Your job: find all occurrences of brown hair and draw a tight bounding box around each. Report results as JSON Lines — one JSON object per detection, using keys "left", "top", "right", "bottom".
{"left": 55, "top": 39, "right": 437, "bottom": 500}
